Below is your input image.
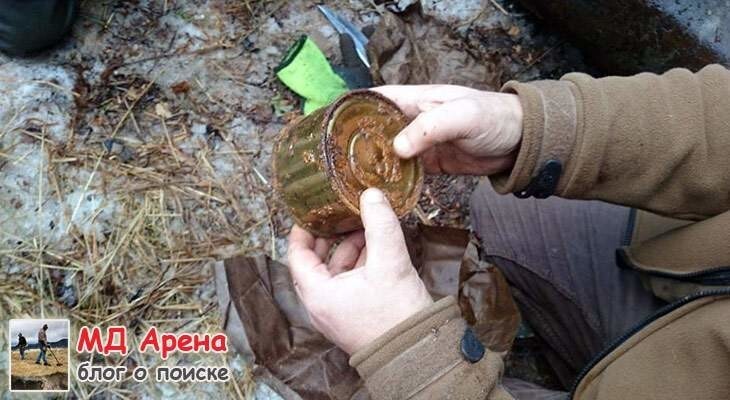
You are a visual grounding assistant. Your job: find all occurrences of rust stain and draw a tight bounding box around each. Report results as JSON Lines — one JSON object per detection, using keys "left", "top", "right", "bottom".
{"left": 272, "top": 90, "right": 423, "bottom": 236}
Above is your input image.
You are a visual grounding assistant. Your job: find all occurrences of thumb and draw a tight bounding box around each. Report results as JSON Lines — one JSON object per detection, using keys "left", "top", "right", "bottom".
{"left": 393, "top": 98, "right": 481, "bottom": 158}
{"left": 287, "top": 226, "right": 331, "bottom": 297}
{"left": 359, "top": 188, "right": 411, "bottom": 274}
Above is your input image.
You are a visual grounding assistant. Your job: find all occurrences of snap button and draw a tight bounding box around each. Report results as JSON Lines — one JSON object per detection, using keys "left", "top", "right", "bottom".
{"left": 460, "top": 326, "right": 485, "bottom": 363}
{"left": 515, "top": 159, "right": 563, "bottom": 199}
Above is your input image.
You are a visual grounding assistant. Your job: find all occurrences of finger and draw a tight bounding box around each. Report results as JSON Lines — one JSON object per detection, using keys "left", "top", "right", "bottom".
{"left": 314, "top": 238, "right": 334, "bottom": 261}
{"left": 420, "top": 144, "right": 518, "bottom": 175}
{"left": 329, "top": 230, "right": 366, "bottom": 275}
{"left": 289, "top": 224, "right": 315, "bottom": 249}
{"left": 287, "top": 226, "right": 331, "bottom": 295}
{"left": 359, "top": 188, "right": 411, "bottom": 275}
{"left": 393, "top": 97, "right": 482, "bottom": 158}
{"left": 371, "top": 85, "right": 478, "bottom": 117}
{"left": 353, "top": 250, "right": 367, "bottom": 269}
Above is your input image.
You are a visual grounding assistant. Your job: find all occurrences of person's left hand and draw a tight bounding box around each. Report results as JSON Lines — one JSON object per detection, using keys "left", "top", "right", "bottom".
{"left": 287, "top": 188, "right": 434, "bottom": 355}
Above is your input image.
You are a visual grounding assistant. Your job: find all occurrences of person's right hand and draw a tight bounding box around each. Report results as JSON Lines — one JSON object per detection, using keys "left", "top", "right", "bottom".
{"left": 286, "top": 188, "right": 434, "bottom": 355}
{"left": 372, "top": 85, "right": 524, "bottom": 176}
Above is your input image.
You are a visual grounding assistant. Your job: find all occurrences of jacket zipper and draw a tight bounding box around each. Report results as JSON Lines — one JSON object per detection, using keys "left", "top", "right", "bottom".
{"left": 568, "top": 288, "right": 730, "bottom": 399}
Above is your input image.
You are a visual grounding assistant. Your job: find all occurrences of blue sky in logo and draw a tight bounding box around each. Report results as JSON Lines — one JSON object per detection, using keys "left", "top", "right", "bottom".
{"left": 9, "top": 319, "right": 69, "bottom": 346}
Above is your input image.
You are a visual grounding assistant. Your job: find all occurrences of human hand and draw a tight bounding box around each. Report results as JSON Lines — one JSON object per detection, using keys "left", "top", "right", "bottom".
{"left": 372, "top": 85, "right": 523, "bottom": 175}
{"left": 287, "top": 188, "right": 433, "bottom": 355}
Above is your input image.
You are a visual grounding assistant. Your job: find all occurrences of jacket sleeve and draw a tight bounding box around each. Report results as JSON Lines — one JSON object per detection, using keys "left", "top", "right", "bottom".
{"left": 494, "top": 64, "right": 730, "bottom": 220}
{"left": 349, "top": 296, "right": 514, "bottom": 400}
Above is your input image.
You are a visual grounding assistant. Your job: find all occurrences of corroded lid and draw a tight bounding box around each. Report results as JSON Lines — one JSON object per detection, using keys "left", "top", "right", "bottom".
{"left": 324, "top": 90, "right": 423, "bottom": 217}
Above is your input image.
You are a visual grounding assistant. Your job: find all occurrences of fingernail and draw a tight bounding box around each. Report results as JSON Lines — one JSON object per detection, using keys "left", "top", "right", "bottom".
{"left": 362, "top": 188, "right": 384, "bottom": 204}
{"left": 393, "top": 135, "right": 411, "bottom": 157}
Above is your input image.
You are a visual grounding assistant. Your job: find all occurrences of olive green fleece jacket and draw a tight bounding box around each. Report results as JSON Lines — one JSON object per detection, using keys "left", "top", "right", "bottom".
{"left": 349, "top": 65, "right": 730, "bottom": 399}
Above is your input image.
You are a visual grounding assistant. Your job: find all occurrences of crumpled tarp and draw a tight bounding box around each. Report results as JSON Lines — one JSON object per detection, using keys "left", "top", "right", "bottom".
{"left": 367, "top": 7, "right": 501, "bottom": 89}
{"left": 216, "top": 225, "right": 520, "bottom": 400}
{"left": 216, "top": 254, "right": 368, "bottom": 400}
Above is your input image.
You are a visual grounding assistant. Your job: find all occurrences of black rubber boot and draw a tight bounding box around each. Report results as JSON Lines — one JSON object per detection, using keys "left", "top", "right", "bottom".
{"left": 0, "top": 0, "right": 79, "bottom": 56}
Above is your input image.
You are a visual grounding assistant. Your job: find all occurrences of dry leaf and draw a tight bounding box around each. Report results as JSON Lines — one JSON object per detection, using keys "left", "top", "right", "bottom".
{"left": 125, "top": 87, "right": 142, "bottom": 101}
{"left": 171, "top": 81, "right": 191, "bottom": 94}
{"left": 155, "top": 102, "right": 173, "bottom": 119}
{"left": 367, "top": 10, "right": 501, "bottom": 89}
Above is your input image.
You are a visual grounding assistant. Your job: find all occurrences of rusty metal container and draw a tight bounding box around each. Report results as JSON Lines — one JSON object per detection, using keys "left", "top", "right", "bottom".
{"left": 273, "top": 90, "right": 423, "bottom": 237}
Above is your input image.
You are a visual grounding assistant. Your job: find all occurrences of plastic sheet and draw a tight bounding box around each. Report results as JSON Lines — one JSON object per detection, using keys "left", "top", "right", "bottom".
{"left": 216, "top": 225, "right": 520, "bottom": 399}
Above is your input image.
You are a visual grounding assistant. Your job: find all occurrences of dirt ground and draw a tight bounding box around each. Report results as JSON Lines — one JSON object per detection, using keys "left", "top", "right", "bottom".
{"left": 11, "top": 348, "right": 69, "bottom": 376}
{"left": 10, "top": 348, "right": 70, "bottom": 391}
{"left": 0, "top": 0, "right": 587, "bottom": 398}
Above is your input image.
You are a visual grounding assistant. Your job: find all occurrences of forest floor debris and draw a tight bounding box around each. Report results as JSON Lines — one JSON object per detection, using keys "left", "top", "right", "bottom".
{"left": 0, "top": 0, "right": 586, "bottom": 397}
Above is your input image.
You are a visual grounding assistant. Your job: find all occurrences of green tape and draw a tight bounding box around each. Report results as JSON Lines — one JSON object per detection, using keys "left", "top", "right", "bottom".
{"left": 276, "top": 35, "right": 349, "bottom": 115}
